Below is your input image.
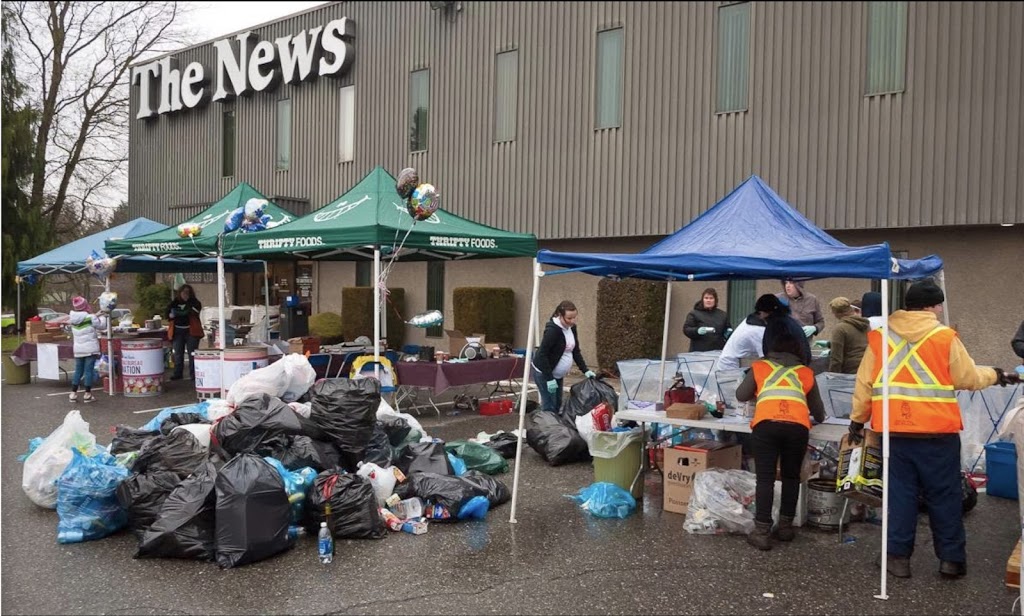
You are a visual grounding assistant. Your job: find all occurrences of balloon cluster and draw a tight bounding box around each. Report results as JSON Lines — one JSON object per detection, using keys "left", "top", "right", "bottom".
{"left": 224, "top": 198, "right": 276, "bottom": 233}
{"left": 396, "top": 167, "right": 440, "bottom": 222}
{"left": 85, "top": 250, "right": 116, "bottom": 282}
{"left": 98, "top": 291, "right": 118, "bottom": 313}
{"left": 177, "top": 222, "right": 202, "bottom": 238}
{"left": 407, "top": 309, "right": 444, "bottom": 329}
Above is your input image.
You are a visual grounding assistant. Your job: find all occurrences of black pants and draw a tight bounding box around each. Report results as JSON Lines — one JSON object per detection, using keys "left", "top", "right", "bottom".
{"left": 171, "top": 327, "right": 201, "bottom": 378}
{"left": 751, "top": 420, "right": 810, "bottom": 524}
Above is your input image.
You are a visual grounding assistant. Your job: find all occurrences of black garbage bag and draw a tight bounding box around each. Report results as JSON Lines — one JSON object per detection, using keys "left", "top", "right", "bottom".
{"left": 562, "top": 377, "right": 619, "bottom": 417}
{"left": 131, "top": 429, "right": 208, "bottom": 477}
{"left": 396, "top": 441, "right": 454, "bottom": 476}
{"left": 303, "top": 471, "right": 386, "bottom": 539}
{"left": 212, "top": 394, "right": 326, "bottom": 457}
{"left": 159, "top": 412, "right": 209, "bottom": 435}
{"left": 483, "top": 432, "right": 521, "bottom": 459}
{"left": 404, "top": 471, "right": 511, "bottom": 513}
{"left": 135, "top": 462, "right": 218, "bottom": 561}
{"left": 260, "top": 435, "right": 343, "bottom": 472}
{"left": 116, "top": 471, "right": 182, "bottom": 538}
{"left": 308, "top": 379, "right": 381, "bottom": 468}
{"left": 362, "top": 422, "right": 393, "bottom": 468}
{"left": 214, "top": 454, "right": 295, "bottom": 569}
{"left": 110, "top": 425, "right": 159, "bottom": 455}
{"left": 458, "top": 470, "right": 511, "bottom": 506}
{"left": 526, "top": 410, "right": 590, "bottom": 466}
{"left": 378, "top": 415, "right": 412, "bottom": 446}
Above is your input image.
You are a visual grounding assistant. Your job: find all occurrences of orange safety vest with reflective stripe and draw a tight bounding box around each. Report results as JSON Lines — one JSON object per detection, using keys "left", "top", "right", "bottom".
{"left": 867, "top": 324, "right": 960, "bottom": 434}
{"left": 750, "top": 360, "right": 815, "bottom": 430}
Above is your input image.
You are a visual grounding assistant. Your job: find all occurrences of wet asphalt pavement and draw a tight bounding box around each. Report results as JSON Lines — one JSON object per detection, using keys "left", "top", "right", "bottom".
{"left": 1, "top": 374, "right": 1020, "bottom": 615}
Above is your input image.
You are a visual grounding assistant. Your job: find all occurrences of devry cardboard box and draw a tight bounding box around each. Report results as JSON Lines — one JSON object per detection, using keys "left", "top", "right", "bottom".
{"left": 663, "top": 440, "right": 743, "bottom": 515}
{"left": 445, "top": 329, "right": 486, "bottom": 356}
{"left": 837, "top": 429, "right": 883, "bottom": 507}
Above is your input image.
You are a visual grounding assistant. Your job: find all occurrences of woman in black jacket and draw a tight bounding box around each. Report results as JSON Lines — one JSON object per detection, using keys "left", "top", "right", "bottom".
{"left": 683, "top": 288, "right": 731, "bottom": 352}
{"left": 531, "top": 300, "right": 595, "bottom": 412}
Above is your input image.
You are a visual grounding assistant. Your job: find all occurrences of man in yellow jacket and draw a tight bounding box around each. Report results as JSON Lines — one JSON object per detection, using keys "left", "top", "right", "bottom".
{"left": 849, "top": 279, "right": 1019, "bottom": 580}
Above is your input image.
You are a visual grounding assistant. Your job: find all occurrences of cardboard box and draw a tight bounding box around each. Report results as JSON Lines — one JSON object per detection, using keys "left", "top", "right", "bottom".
{"left": 666, "top": 402, "right": 707, "bottom": 420}
{"left": 837, "top": 429, "right": 883, "bottom": 506}
{"left": 663, "top": 440, "right": 743, "bottom": 515}
{"left": 288, "top": 336, "right": 320, "bottom": 355}
{"left": 445, "top": 329, "right": 486, "bottom": 356}
{"left": 775, "top": 456, "right": 821, "bottom": 483}
{"left": 26, "top": 321, "right": 46, "bottom": 336}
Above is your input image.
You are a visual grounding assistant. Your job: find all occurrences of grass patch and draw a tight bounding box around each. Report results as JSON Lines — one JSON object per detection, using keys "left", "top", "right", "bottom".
{"left": 2, "top": 336, "right": 24, "bottom": 353}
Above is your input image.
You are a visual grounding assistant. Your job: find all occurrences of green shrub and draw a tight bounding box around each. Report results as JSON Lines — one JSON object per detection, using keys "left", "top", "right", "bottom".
{"left": 595, "top": 278, "right": 666, "bottom": 376}
{"left": 340, "top": 287, "right": 406, "bottom": 349}
{"left": 136, "top": 274, "right": 172, "bottom": 325}
{"left": 309, "top": 311, "right": 344, "bottom": 344}
{"left": 452, "top": 287, "right": 515, "bottom": 343}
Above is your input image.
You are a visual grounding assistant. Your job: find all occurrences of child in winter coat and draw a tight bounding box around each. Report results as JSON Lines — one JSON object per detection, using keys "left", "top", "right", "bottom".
{"left": 68, "top": 296, "right": 108, "bottom": 403}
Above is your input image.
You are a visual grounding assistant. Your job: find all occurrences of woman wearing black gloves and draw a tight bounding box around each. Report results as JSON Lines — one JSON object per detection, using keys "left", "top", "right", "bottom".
{"left": 531, "top": 300, "right": 595, "bottom": 412}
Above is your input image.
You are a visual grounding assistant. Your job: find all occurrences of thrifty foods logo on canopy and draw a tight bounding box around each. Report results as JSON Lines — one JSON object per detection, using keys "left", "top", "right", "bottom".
{"left": 257, "top": 237, "right": 326, "bottom": 249}
{"left": 133, "top": 18, "right": 355, "bottom": 120}
{"left": 429, "top": 237, "right": 498, "bottom": 250}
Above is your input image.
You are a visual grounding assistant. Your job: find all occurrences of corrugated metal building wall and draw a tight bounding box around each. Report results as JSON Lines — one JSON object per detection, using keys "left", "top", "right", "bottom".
{"left": 129, "top": 1, "right": 1024, "bottom": 230}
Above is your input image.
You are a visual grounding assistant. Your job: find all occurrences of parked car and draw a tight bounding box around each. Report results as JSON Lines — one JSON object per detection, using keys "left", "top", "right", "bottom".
{"left": 1, "top": 313, "right": 15, "bottom": 335}
{"left": 40, "top": 312, "right": 69, "bottom": 328}
{"left": 37, "top": 307, "right": 56, "bottom": 317}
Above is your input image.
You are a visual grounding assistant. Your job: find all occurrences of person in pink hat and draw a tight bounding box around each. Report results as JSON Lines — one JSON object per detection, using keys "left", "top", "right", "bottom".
{"left": 68, "top": 296, "right": 107, "bottom": 402}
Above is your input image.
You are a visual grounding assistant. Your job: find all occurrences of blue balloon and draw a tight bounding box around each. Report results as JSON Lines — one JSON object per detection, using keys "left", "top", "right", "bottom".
{"left": 223, "top": 207, "right": 245, "bottom": 233}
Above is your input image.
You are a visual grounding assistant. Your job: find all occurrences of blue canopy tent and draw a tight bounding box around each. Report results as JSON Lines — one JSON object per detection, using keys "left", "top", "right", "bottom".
{"left": 509, "top": 175, "right": 945, "bottom": 601}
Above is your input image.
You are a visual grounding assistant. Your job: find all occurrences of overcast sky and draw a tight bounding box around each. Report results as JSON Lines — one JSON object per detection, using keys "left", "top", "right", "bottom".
{"left": 185, "top": 1, "right": 330, "bottom": 42}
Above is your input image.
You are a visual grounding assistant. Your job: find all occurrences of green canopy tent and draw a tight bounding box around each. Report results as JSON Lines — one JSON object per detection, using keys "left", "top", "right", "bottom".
{"left": 220, "top": 166, "right": 539, "bottom": 370}
{"left": 105, "top": 183, "right": 297, "bottom": 395}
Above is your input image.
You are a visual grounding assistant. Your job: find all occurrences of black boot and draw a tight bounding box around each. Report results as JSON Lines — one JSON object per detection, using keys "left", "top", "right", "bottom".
{"left": 747, "top": 521, "right": 772, "bottom": 551}
{"left": 886, "top": 555, "right": 912, "bottom": 578}
{"left": 939, "top": 560, "right": 966, "bottom": 579}
{"left": 773, "top": 515, "right": 796, "bottom": 542}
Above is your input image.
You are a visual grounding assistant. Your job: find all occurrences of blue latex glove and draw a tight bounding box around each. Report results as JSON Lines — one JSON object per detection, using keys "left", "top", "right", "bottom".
{"left": 546, "top": 379, "right": 558, "bottom": 394}
{"left": 813, "top": 339, "right": 830, "bottom": 348}
{"left": 697, "top": 326, "right": 715, "bottom": 335}
{"left": 584, "top": 370, "right": 596, "bottom": 379}
{"left": 802, "top": 325, "right": 817, "bottom": 338}
{"left": 1015, "top": 365, "right": 1024, "bottom": 377}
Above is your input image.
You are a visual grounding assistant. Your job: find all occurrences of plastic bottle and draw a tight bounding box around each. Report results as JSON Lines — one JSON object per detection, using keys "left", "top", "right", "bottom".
{"left": 390, "top": 496, "right": 424, "bottom": 520}
{"left": 317, "top": 522, "right": 334, "bottom": 564}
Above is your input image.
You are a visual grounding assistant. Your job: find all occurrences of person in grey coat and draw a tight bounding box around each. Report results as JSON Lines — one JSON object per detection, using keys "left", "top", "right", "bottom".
{"left": 683, "top": 287, "right": 731, "bottom": 352}
{"left": 776, "top": 278, "right": 824, "bottom": 338}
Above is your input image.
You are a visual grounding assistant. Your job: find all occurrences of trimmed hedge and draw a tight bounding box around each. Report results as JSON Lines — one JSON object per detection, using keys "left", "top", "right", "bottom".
{"left": 452, "top": 287, "right": 515, "bottom": 344}
{"left": 309, "top": 311, "right": 344, "bottom": 344}
{"left": 340, "top": 287, "right": 406, "bottom": 348}
{"left": 136, "top": 273, "right": 172, "bottom": 325}
{"left": 595, "top": 278, "right": 666, "bottom": 376}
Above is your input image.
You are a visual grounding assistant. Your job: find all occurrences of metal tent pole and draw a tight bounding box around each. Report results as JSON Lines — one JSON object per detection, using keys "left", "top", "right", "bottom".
{"left": 875, "top": 279, "right": 891, "bottom": 601}
{"left": 264, "top": 261, "right": 271, "bottom": 342}
{"left": 218, "top": 237, "right": 227, "bottom": 398}
{"left": 106, "top": 277, "right": 113, "bottom": 396}
{"left": 373, "top": 248, "right": 381, "bottom": 380}
{"left": 658, "top": 282, "right": 673, "bottom": 396}
{"left": 510, "top": 260, "right": 542, "bottom": 524}
{"left": 935, "top": 269, "right": 950, "bottom": 327}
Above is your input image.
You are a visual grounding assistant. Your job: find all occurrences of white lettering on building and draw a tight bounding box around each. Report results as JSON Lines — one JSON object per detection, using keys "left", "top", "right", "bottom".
{"left": 134, "top": 17, "right": 355, "bottom": 120}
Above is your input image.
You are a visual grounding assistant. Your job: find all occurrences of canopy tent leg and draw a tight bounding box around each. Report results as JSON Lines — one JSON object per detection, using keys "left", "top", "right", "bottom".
{"left": 533, "top": 260, "right": 542, "bottom": 344}
{"left": 263, "top": 261, "right": 271, "bottom": 342}
{"left": 218, "top": 240, "right": 227, "bottom": 398}
{"left": 373, "top": 248, "right": 381, "bottom": 380}
{"left": 510, "top": 260, "right": 542, "bottom": 524}
{"left": 875, "top": 279, "right": 891, "bottom": 601}
{"left": 17, "top": 279, "right": 21, "bottom": 344}
{"left": 935, "top": 269, "right": 950, "bottom": 327}
{"left": 657, "top": 282, "right": 673, "bottom": 397}
{"left": 106, "top": 277, "right": 114, "bottom": 396}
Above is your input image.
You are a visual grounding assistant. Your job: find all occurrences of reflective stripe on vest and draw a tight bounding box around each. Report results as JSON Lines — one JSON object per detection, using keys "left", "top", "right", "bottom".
{"left": 868, "top": 325, "right": 961, "bottom": 434}
{"left": 751, "top": 360, "right": 812, "bottom": 430}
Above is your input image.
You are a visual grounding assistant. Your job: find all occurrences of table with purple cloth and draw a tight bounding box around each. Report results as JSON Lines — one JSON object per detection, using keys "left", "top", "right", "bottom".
{"left": 11, "top": 330, "right": 171, "bottom": 367}
{"left": 394, "top": 356, "right": 525, "bottom": 415}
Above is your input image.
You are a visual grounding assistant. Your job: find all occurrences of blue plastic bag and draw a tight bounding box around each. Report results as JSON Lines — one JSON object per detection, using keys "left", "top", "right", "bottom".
{"left": 139, "top": 402, "right": 210, "bottom": 432}
{"left": 570, "top": 482, "right": 637, "bottom": 519}
{"left": 447, "top": 452, "right": 467, "bottom": 477}
{"left": 264, "top": 457, "right": 317, "bottom": 524}
{"left": 17, "top": 437, "right": 45, "bottom": 462}
{"left": 457, "top": 495, "right": 490, "bottom": 520}
{"left": 56, "top": 449, "right": 130, "bottom": 543}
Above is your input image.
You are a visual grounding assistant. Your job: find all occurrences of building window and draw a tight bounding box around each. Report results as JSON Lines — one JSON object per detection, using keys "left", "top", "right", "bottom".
{"left": 339, "top": 85, "right": 355, "bottom": 162}
{"left": 426, "top": 261, "right": 444, "bottom": 338}
{"left": 595, "top": 28, "right": 623, "bottom": 129}
{"left": 222, "top": 109, "right": 235, "bottom": 177}
{"left": 494, "top": 50, "right": 518, "bottom": 142}
{"left": 355, "top": 261, "right": 371, "bottom": 287}
{"left": 726, "top": 280, "right": 756, "bottom": 329}
{"left": 276, "top": 98, "right": 292, "bottom": 170}
{"left": 410, "top": 69, "right": 429, "bottom": 152}
{"left": 716, "top": 2, "right": 750, "bottom": 113}
{"left": 866, "top": 1, "right": 908, "bottom": 95}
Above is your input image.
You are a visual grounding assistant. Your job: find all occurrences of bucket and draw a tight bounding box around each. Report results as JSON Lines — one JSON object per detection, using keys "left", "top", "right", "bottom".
{"left": 985, "top": 442, "right": 1018, "bottom": 500}
{"left": 3, "top": 354, "right": 31, "bottom": 385}
{"left": 194, "top": 346, "right": 270, "bottom": 399}
{"left": 806, "top": 478, "right": 850, "bottom": 528}
{"left": 120, "top": 338, "right": 164, "bottom": 397}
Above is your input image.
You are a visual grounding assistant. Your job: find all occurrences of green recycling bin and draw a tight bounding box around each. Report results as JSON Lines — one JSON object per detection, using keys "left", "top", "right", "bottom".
{"left": 3, "top": 354, "right": 31, "bottom": 385}
{"left": 590, "top": 429, "right": 644, "bottom": 500}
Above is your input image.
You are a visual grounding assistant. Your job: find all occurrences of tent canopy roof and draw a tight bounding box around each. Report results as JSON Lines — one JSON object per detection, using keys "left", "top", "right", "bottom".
{"left": 538, "top": 175, "right": 942, "bottom": 281}
{"left": 104, "top": 183, "right": 294, "bottom": 259}
{"left": 18, "top": 217, "right": 263, "bottom": 275}
{"left": 220, "top": 166, "right": 538, "bottom": 261}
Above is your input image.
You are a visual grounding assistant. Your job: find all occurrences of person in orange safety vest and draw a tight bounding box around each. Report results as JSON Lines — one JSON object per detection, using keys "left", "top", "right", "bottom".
{"left": 736, "top": 317, "right": 825, "bottom": 551}
{"left": 849, "top": 279, "right": 1020, "bottom": 580}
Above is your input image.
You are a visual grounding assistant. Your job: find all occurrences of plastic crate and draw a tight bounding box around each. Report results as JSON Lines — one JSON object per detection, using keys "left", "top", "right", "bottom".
{"left": 985, "top": 441, "right": 1018, "bottom": 500}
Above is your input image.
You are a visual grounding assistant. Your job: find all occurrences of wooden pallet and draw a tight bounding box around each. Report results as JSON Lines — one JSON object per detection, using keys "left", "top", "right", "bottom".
{"left": 1008, "top": 539, "right": 1020, "bottom": 590}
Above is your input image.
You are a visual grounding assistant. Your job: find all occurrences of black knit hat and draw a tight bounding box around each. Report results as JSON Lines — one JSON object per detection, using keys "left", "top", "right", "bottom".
{"left": 904, "top": 280, "right": 945, "bottom": 310}
{"left": 755, "top": 293, "right": 783, "bottom": 313}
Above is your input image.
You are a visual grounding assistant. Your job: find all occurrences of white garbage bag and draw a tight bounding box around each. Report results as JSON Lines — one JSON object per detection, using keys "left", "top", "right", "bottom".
{"left": 683, "top": 468, "right": 757, "bottom": 536}
{"left": 226, "top": 354, "right": 317, "bottom": 406}
{"left": 22, "top": 411, "right": 98, "bottom": 508}
{"left": 172, "top": 424, "right": 212, "bottom": 451}
{"left": 356, "top": 462, "right": 398, "bottom": 507}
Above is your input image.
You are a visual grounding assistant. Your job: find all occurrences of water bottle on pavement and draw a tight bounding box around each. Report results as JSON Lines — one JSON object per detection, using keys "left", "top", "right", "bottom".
{"left": 317, "top": 522, "right": 334, "bottom": 564}
{"left": 391, "top": 497, "right": 424, "bottom": 520}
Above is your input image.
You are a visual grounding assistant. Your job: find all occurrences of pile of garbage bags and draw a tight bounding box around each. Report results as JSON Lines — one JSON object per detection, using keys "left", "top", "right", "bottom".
{"left": 19, "top": 354, "right": 513, "bottom": 569}
{"left": 525, "top": 378, "right": 618, "bottom": 466}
